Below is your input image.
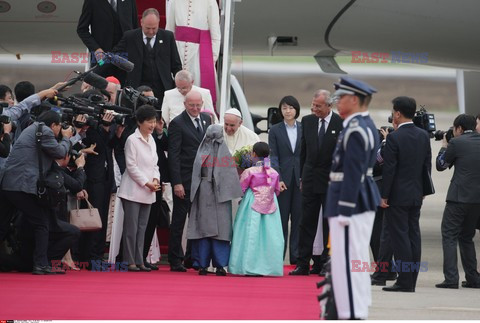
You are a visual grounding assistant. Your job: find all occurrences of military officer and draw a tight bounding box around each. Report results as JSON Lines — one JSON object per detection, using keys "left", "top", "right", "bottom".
{"left": 323, "top": 77, "right": 381, "bottom": 320}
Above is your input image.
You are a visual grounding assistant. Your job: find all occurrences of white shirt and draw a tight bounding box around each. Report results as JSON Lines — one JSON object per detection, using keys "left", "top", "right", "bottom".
{"left": 187, "top": 112, "right": 204, "bottom": 131}
{"left": 161, "top": 85, "right": 214, "bottom": 125}
{"left": 284, "top": 121, "right": 297, "bottom": 152}
{"left": 224, "top": 125, "right": 261, "bottom": 154}
{"left": 319, "top": 110, "right": 333, "bottom": 134}
{"left": 397, "top": 121, "right": 414, "bottom": 128}
{"left": 142, "top": 32, "right": 156, "bottom": 47}
{"left": 117, "top": 128, "right": 160, "bottom": 204}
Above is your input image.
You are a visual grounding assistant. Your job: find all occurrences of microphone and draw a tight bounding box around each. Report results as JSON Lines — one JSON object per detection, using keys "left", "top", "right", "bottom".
{"left": 99, "top": 52, "right": 134, "bottom": 72}
{"left": 83, "top": 72, "right": 108, "bottom": 90}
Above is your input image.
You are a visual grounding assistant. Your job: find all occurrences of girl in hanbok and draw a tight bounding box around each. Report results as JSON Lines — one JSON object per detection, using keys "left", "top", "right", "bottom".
{"left": 229, "top": 142, "right": 284, "bottom": 276}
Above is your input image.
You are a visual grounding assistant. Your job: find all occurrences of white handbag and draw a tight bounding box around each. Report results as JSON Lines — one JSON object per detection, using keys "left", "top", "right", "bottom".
{"left": 70, "top": 198, "right": 102, "bottom": 231}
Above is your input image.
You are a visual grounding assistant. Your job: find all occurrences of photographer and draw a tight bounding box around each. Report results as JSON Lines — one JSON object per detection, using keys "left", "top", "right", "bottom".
{"left": 435, "top": 114, "right": 480, "bottom": 289}
{"left": 0, "top": 110, "right": 73, "bottom": 275}
{"left": 78, "top": 90, "right": 119, "bottom": 267}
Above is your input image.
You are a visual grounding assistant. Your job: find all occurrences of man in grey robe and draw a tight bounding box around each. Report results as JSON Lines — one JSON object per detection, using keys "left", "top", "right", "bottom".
{"left": 187, "top": 124, "right": 243, "bottom": 275}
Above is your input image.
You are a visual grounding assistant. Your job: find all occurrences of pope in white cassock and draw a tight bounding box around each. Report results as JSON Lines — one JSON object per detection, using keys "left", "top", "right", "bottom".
{"left": 223, "top": 108, "right": 260, "bottom": 155}
{"left": 162, "top": 70, "right": 217, "bottom": 126}
{"left": 166, "top": 0, "right": 221, "bottom": 106}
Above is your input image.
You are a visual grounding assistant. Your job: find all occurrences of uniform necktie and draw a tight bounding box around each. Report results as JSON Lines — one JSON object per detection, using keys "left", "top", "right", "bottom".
{"left": 318, "top": 118, "right": 326, "bottom": 149}
{"left": 146, "top": 37, "right": 153, "bottom": 51}
{"left": 195, "top": 117, "right": 203, "bottom": 134}
{"left": 110, "top": 0, "right": 117, "bottom": 12}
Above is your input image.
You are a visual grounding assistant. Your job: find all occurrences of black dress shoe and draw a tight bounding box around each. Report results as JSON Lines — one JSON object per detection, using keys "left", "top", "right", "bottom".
{"left": 170, "top": 264, "right": 187, "bottom": 272}
{"left": 382, "top": 284, "right": 414, "bottom": 292}
{"left": 371, "top": 278, "right": 386, "bottom": 286}
{"left": 216, "top": 267, "right": 227, "bottom": 276}
{"left": 32, "top": 265, "right": 56, "bottom": 275}
{"left": 289, "top": 266, "right": 309, "bottom": 276}
{"left": 435, "top": 281, "right": 458, "bottom": 289}
{"left": 309, "top": 267, "right": 321, "bottom": 275}
{"left": 138, "top": 265, "right": 152, "bottom": 272}
{"left": 198, "top": 268, "right": 208, "bottom": 275}
{"left": 144, "top": 262, "right": 159, "bottom": 271}
{"left": 462, "top": 280, "right": 480, "bottom": 288}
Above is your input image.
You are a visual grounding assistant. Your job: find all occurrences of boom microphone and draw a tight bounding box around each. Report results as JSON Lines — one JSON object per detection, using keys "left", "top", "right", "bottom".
{"left": 83, "top": 72, "right": 109, "bottom": 90}
{"left": 99, "top": 53, "right": 135, "bottom": 72}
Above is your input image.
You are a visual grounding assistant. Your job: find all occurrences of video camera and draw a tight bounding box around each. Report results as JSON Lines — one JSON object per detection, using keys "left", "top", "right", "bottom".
{"left": 433, "top": 127, "right": 454, "bottom": 142}
{"left": 119, "top": 86, "right": 162, "bottom": 111}
{"left": 30, "top": 93, "right": 133, "bottom": 130}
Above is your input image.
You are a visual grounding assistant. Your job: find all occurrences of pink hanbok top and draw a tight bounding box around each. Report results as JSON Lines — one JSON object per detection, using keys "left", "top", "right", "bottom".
{"left": 240, "top": 161, "right": 280, "bottom": 214}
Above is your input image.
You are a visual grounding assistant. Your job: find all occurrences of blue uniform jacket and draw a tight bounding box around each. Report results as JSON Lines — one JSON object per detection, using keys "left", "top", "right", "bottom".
{"left": 324, "top": 113, "right": 380, "bottom": 218}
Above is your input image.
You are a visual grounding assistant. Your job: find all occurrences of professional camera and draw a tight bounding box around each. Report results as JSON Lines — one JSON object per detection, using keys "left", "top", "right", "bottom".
{"left": 378, "top": 126, "right": 394, "bottom": 140}
{"left": 0, "top": 105, "right": 11, "bottom": 136}
{"left": 119, "top": 86, "right": 161, "bottom": 110}
{"left": 433, "top": 127, "right": 454, "bottom": 142}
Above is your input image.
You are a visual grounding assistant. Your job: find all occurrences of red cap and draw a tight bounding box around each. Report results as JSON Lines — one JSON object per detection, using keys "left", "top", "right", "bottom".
{"left": 106, "top": 76, "right": 120, "bottom": 85}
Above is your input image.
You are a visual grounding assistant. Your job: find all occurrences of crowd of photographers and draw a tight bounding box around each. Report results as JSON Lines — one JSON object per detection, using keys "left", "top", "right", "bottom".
{"left": 0, "top": 77, "right": 165, "bottom": 274}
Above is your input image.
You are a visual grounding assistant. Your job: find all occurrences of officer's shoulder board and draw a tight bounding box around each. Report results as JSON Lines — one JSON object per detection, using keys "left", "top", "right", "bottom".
{"left": 343, "top": 118, "right": 369, "bottom": 151}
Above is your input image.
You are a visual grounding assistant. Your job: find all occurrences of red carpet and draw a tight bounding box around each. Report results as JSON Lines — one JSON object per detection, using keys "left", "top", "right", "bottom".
{"left": 0, "top": 265, "right": 323, "bottom": 320}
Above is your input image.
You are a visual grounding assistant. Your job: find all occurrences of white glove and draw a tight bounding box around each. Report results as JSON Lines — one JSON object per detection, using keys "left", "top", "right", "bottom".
{"left": 337, "top": 215, "right": 350, "bottom": 227}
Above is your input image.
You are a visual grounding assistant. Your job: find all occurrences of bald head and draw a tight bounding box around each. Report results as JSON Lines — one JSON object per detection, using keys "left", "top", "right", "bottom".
{"left": 184, "top": 90, "right": 203, "bottom": 118}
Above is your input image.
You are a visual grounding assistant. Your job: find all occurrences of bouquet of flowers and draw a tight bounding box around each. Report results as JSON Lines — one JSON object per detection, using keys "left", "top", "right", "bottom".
{"left": 233, "top": 145, "right": 253, "bottom": 170}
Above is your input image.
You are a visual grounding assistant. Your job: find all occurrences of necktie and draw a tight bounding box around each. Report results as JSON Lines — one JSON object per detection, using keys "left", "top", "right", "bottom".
{"left": 146, "top": 37, "right": 153, "bottom": 51}
{"left": 110, "top": 0, "right": 117, "bottom": 12}
{"left": 318, "top": 118, "right": 326, "bottom": 149}
{"left": 195, "top": 118, "right": 203, "bottom": 134}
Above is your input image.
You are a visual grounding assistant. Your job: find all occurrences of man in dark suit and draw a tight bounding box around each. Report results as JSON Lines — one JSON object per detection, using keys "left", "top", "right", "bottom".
{"left": 289, "top": 90, "right": 343, "bottom": 275}
{"left": 381, "top": 96, "right": 432, "bottom": 292}
{"left": 269, "top": 96, "right": 302, "bottom": 265}
{"left": 77, "top": 0, "right": 138, "bottom": 82}
{"left": 435, "top": 114, "right": 480, "bottom": 289}
{"left": 168, "top": 90, "right": 212, "bottom": 271}
{"left": 112, "top": 8, "right": 182, "bottom": 104}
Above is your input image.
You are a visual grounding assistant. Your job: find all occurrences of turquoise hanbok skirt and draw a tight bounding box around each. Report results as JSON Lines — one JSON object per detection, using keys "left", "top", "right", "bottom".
{"left": 228, "top": 189, "right": 284, "bottom": 276}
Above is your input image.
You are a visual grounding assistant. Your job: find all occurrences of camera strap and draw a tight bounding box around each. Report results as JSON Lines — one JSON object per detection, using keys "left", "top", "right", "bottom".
{"left": 35, "top": 123, "right": 46, "bottom": 191}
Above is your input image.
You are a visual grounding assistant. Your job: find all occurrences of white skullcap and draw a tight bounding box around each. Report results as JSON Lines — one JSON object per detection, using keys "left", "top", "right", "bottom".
{"left": 224, "top": 108, "right": 242, "bottom": 119}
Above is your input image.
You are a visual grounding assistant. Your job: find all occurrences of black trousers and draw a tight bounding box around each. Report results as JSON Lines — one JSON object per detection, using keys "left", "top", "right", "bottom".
{"left": 297, "top": 192, "right": 329, "bottom": 268}
{"left": 78, "top": 180, "right": 112, "bottom": 262}
{"left": 277, "top": 180, "right": 302, "bottom": 264}
{"left": 168, "top": 189, "right": 191, "bottom": 266}
{"left": 0, "top": 189, "right": 16, "bottom": 242}
{"left": 370, "top": 207, "right": 383, "bottom": 262}
{"left": 441, "top": 202, "right": 480, "bottom": 284}
{"left": 371, "top": 210, "right": 395, "bottom": 280}
{"left": 3, "top": 191, "right": 51, "bottom": 267}
{"left": 385, "top": 205, "right": 421, "bottom": 289}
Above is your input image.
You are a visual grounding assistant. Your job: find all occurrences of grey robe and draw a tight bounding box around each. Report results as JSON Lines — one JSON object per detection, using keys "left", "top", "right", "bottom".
{"left": 187, "top": 124, "right": 243, "bottom": 241}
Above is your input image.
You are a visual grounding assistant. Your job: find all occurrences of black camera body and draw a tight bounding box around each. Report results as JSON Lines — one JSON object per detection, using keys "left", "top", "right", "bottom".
{"left": 119, "top": 86, "right": 162, "bottom": 111}
{"left": 0, "top": 105, "right": 11, "bottom": 136}
{"left": 434, "top": 127, "right": 454, "bottom": 142}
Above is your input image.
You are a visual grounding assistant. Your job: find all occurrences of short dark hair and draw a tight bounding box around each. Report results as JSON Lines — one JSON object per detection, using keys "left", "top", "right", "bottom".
{"left": 253, "top": 141, "right": 270, "bottom": 158}
{"left": 357, "top": 95, "right": 372, "bottom": 107}
{"left": 137, "top": 85, "right": 153, "bottom": 93}
{"left": 278, "top": 95, "right": 300, "bottom": 119}
{"left": 0, "top": 84, "right": 13, "bottom": 101}
{"left": 136, "top": 105, "right": 157, "bottom": 123}
{"left": 453, "top": 114, "right": 476, "bottom": 131}
{"left": 37, "top": 110, "right": 61, "bottom": 128}
{"left": 392, "top": 96, "right": 416, "bottom": 119}
{"left": 14, "top": 81, "right": 35, "bottom": 103}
